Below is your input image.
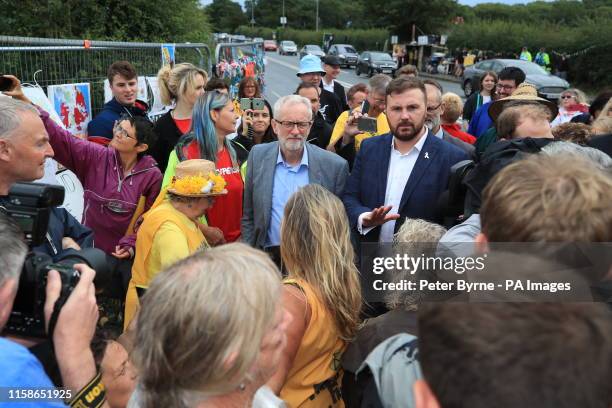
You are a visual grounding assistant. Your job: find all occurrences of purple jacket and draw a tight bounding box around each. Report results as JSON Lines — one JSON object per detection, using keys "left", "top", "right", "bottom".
{"left": 41, "top": 109, "right": 162, "bottom": 255}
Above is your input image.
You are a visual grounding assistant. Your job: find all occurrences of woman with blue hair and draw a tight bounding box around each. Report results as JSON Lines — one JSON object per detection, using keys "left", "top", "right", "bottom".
{"left": 162, "top": 90, "right": 248, "bottom": 244}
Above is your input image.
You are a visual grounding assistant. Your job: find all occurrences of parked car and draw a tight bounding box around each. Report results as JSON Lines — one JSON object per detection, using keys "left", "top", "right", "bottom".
{"left": 279, "top": 40, "right": 298, "bottom": 56}
{"left": 327, "top": 44, "right": 359, "bottom": 68}
{"left": 355, "top": 51, "right": 397, "bottom": 77}
{"left": 299, "top": 44, "right": 325, "bottom": 60}
{"left": 263, "top": 40, "right": 278, "bottom": 51}
{"left": 462, "top": 59, "right": 570, "bottom": 100}
{"left": 254, "top": 37, "right": 264, "bottom": 43}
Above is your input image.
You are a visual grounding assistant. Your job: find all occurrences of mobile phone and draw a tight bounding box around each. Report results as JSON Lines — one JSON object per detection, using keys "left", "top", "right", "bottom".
{"left": 0, "top": 76, "right": 14, "bottom": 92}
{"left": 360, "top": 100, "right": 371, "bottom": 115}
{"left": 357, "top": 116, "right": 377, "bottom": 133}
{"left": 240, "top": 98, "right": 252, "bottom": 111}
{"left": 251, "top": 97, "right": 265, "bottom": 111}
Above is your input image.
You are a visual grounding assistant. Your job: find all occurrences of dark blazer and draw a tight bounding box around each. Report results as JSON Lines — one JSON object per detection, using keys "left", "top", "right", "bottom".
{"left": 321, "top": 80, "right": 349, "bottom": 112}
{"left": 319, "top": 88, "right": 342, "bottom": 125}
{"left": 151, "top": 110, "right": 183, "bottom": 172}
{"left": 242, "top": 141, "right": 349, "bottom": 249}
{"left": 307, "top": 112, "right": 333, "bottom": 148}
{"left": 342, "top": 132, "right": 469, "bottom": 242}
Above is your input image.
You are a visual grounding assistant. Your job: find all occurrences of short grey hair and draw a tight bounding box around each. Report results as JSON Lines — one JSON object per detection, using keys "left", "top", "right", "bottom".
{"left": 369, "top": 74, "right": 392, "bottom": 95}
{"left": 273, "top": 95, "right": 312, "bottom": 121}
{"left": 0, "top": 212, "right": 28, "bottom": 286}
{"left": 0, "top": 98, "right": 38, "bottom": 140}
{"left": 541, "top": 141, "right": 612, "bottom": 171}
{"left": 385, "top": 218, "right": 447, "bottom": 310}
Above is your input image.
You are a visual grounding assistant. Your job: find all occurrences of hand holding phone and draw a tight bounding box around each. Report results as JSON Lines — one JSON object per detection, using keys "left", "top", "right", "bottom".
{"left": 357, "top": 116, "right": 377, "bottom": 133}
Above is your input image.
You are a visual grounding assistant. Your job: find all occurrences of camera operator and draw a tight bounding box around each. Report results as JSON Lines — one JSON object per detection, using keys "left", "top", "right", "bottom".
{"left": 0, "top": 213, "right": 106, "bottom": 405}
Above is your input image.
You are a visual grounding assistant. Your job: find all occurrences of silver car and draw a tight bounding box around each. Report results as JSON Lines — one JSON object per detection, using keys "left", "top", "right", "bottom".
{"left": 462, "top": 59, "right": 570, "bottom": 100}
{"left": 279, "top": 40, "right": 298, "bottom": 56}
{"left": 299, "top": 44, "right": 325, "bottom": 60}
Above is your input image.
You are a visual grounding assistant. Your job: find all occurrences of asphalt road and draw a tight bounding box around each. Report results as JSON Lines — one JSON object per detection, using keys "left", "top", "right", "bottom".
{"left": 262, "top": 52, "right": 465, "bottom": 106}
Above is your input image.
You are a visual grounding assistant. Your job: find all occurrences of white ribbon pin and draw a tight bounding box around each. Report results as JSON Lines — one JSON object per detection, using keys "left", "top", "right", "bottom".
{"left": 424, "top": 152, "right": 430, "bottom": 159}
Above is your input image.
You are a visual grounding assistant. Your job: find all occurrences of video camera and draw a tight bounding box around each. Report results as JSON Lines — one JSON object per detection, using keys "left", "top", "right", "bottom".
{"left": 1, "top": 182, "right": 108, "bottom": 338}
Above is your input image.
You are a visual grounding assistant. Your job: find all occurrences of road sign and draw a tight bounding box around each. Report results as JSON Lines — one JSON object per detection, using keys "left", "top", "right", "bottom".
{"left": 280, "top": 16, "right": 287, "bottom": 25}
{"left": 391, "top": 35, "right": 398, "bottom": 44}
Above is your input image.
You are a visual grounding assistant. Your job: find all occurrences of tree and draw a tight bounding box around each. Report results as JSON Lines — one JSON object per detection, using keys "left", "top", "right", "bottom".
{"left": 363, "top": 0, "right": 459, "bottom": 40}
{"left": 205, "top": 0, "right": 248, "bottom": 33}
{"left": 0, "top": 0, "right": 210, "bottom": 42}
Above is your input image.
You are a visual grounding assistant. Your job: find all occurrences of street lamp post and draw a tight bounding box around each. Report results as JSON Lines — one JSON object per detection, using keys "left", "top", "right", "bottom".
{"left": 250, "top": 0, "right": 255, "bottom": 27}
{"left": 315, "top": 0, "right": 319, "bottom": 32}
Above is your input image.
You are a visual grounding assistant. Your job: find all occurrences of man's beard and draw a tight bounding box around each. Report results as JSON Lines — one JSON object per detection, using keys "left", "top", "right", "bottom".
{"left": 281, "top": 135, "right": 306, "bottom": 151}
{"left": 425, "top": 115, "right": 441, "bottom": 132}
{"left": 393, "top": 118, "right": 424, "bottom": 142}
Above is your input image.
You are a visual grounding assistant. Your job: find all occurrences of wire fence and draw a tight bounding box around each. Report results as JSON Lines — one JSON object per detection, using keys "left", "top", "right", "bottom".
{"left": 0, "top": 36, "right": 212, "bottom": 114}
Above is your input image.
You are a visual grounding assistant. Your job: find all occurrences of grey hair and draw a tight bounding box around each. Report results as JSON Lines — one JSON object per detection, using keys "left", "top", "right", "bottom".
{"left": 0, "top": 212, "right": 28, "bottom": 286}
{"left": 541, "top": 141, "right": 612, "bottom": 171}
{"left": 273, "top": 94, "right": 312, "bottom": 121}
{"left": 385, "top": 218, "right": 447, "bottom": 310}
{"left": 369, "top": 74, "right": 392, "bottom": 95}
{"left": 0, "top": 98, "right": 38, "bottom": 140}
{"left": 131, "top": 243, "right": 282, "bottom": 408}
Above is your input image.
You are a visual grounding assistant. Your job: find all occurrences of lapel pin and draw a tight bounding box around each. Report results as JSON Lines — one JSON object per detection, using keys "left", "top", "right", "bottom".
{"left": 424, "top": 152, "right": 430, "bottom": 159}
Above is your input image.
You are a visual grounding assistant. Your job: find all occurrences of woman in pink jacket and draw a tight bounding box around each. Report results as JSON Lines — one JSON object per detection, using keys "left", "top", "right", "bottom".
{"left": 12, "top": 78, "right": 162, "bottom": 259}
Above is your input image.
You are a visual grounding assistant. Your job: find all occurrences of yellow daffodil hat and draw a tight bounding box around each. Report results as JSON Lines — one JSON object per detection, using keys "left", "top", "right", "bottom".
{"left": 168, "top": 159, "right": 228, "bottom": 197}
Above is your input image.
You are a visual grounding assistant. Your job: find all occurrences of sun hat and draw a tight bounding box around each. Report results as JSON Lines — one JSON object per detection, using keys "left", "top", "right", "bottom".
{"left": 168, "top": 159, "right": 228, "bottom": 197}
{"left": 489, "top": 83, "right": 558, "bottom": 122}
{"left": 297, "top": 54, "right": 326, "bottom": 76}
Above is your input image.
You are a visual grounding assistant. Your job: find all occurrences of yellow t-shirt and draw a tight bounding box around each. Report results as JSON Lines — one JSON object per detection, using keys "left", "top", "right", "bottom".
{"left": 328, "top": 110, "right": 390, "bottom": 151}
{"left": 280, "top": 279, "right": 345, "bottom": 408}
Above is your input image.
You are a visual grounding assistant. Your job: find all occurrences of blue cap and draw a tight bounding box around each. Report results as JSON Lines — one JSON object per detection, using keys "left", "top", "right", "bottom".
{"left": 297, "top": 54, "right": 325, "bottom": 76}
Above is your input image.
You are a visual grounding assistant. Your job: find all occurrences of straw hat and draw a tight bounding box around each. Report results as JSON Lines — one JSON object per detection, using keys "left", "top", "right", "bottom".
{"left": 488, "top": 83, "right": 558, "bottom": 122}
{"left": 168, "top": 159, "right": 228, "bottom": 197}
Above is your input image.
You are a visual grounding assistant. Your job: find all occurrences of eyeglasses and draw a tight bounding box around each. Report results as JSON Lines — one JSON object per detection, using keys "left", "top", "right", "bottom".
{"left": 275, "top": 120, "right": 312, "bottom": 130}
{"left": 496, "top": 84, "right": 515, "bottom": 91}
{"left": 426, "top": 103, "right": 442, "bottom": 113}
{"left": 560, "top": 95, "right": 575, "bottom": 99}
{"left": 113, "top": 121, "right": 136, "bottom": 140}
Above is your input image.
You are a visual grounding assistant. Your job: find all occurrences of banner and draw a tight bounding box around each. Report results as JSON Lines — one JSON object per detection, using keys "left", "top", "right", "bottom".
{"left": 161, "top": 43, "right": 176, "bottom": 66}
{"left": 47, "top": 83, "right": 92, "bottom": 138}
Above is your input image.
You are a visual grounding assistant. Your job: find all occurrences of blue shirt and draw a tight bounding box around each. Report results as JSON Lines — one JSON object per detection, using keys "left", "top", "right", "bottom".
{"left": 0, "top": 338, "right": 65, "bottom": 407}
{"left": 467, "top": 101, "right": 494, "bottom": 139}
{"left": 265, "top": 147, "right": 310, "bottom": 247}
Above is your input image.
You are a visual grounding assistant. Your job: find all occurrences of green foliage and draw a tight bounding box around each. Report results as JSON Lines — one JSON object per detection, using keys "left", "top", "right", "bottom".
{"left": 0, "top": 0, "right": 210, "bottom": 42}
{"left": 205, "top": 0, "right": 248, "bottom": 33}
{"left": 237, "top": 26, "right": 390, "bottom": 51}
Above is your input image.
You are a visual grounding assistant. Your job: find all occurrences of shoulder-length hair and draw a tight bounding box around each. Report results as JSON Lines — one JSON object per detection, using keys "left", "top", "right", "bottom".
{"left": 281, "top": 184, "right": 362, "bottom": 340}
{"left": 238, "top": 76, "right": 261, "bottom": 99}
{"left": 189, "top": 90, "right": 238, "bottom": 165}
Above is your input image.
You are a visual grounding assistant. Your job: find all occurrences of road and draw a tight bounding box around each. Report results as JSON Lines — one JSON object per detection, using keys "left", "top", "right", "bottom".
{"left": 262, "top": 52, "right": 465, "bottom": 106}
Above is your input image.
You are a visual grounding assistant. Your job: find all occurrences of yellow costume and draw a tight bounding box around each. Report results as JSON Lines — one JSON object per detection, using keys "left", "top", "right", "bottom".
{"left": 281, "top": 279, "right": 346, "bottom": 407}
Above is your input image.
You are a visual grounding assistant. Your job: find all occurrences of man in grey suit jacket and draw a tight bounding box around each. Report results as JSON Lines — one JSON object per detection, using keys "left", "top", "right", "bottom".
{"left": 424, "top": 80, "right": 475, "bottom": 158}
{"left": 242, "top": 95, "right": 349, "bottom": 255}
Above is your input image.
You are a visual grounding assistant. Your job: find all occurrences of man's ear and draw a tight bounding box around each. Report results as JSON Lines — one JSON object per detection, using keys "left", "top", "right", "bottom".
{"left": 0, "top": 278, "right": 17, "bottom": 329}
{"left": 475, "top": 232, "right": 489, "bottom": 254}
{"left": 413, "top": 379, "right": 441, "bottom": 408}
{"left": 0, "top": 139, "right": 13, "bottom": 162}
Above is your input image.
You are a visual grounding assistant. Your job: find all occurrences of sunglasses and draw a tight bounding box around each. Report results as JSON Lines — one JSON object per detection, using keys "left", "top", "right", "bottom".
{"left": 561, "top": 95, "right": 575, "bottom": 99}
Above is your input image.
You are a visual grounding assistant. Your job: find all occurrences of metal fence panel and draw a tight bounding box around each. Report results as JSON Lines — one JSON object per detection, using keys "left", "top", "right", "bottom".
{"left": 0, "top": 36, "right": 212, "bottom": 114}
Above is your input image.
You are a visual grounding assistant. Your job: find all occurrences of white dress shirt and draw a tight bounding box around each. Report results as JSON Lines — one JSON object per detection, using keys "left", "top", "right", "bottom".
{"left": 322, "top": 78, "right": 335, "bottom": 94}
{"left": 358, "top": 129, "right": 429, "bottom": 243}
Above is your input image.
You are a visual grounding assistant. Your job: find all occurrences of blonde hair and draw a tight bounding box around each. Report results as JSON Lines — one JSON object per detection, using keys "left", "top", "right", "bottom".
{"left": 481, "top": 154, "right": 612, "bottom": 242}
{"left": 281, "top": 184, "right": 362, "bottom": 340}
{"left": 157, "top": 63, "right": 208, "bottom": 106}
{"left": 131, "top": 243, "right": 281, "bottom": 407}
{"left": 440, "top": 92, "right": 464, "bottom": 123}
{"left": 497, "top": 103, "right": 552, "bottom": 139}
{"left": 592, "top": 116, "right": 612, "bottom": 136}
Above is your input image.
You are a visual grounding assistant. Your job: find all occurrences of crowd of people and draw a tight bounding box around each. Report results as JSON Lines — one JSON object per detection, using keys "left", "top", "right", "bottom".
{"left": 0, "top": 53, "right": 610, "bottom": 408}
